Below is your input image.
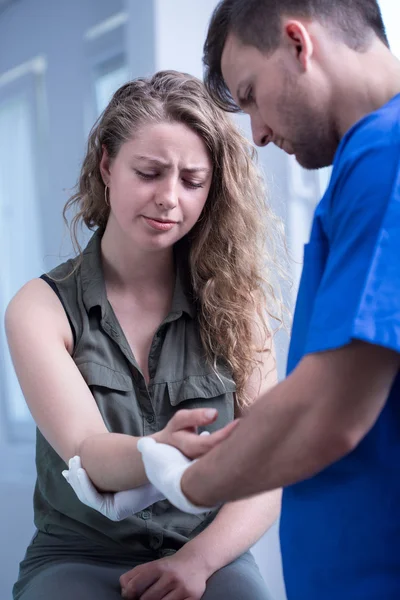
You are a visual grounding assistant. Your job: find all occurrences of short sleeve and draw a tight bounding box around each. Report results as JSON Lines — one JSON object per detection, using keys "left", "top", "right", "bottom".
{"left": 305, "top": 144, "right": 400, "bottom": 355}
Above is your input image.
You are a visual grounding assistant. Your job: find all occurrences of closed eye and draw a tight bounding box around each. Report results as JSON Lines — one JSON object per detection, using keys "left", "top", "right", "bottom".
{"left": 238, "top": 86, "right": 255, "bottom": 110}
{"left": 246, "top": 87, "right": 255, "bottom": 105}
{"left": 136, "top": 170, "right": 204, "bottom": 190}
{"left": 135, "top": 170, "right": 158, "bottom": 180}
{"left": 184, "top": 181, "right": 204, "bottom": 190}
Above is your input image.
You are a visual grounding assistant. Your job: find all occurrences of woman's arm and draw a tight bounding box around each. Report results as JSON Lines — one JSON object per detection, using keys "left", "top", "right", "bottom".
{"left": 177, "top": 490, "right": 281, "bottom": 578}
{"left": 119, "top": 490, "right": 281, "bottom": 600}
{"left": 5, "top": 279, "right": 234, "bottom": 492}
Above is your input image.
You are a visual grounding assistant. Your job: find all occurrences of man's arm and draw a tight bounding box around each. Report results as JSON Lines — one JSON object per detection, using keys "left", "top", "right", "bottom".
{"left": 181, "top": 341, "right": 399, "bottom": 506}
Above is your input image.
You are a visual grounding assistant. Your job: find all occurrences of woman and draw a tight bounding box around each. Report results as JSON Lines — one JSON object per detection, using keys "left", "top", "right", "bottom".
{"left": 6, "top": 71, "right": 286, "bottom": 600}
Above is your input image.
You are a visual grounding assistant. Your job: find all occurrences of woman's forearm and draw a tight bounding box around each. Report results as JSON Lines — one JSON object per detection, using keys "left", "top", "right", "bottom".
{"left": 78, "top": 433, "right": 149, "bottom": 492}
{"left": 176, "top": 488, "right": 282, "bottom": 576}
{"left": 76, "top": 407, "right": 225, "bottom": 493}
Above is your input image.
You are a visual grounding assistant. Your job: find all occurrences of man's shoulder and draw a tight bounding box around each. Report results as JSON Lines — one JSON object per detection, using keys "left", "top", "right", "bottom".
{"left": 340, "top": 94, "right": 400, "bottom": 163}
{"left": 322, "top": 97, "right": 400, "bottom": 226}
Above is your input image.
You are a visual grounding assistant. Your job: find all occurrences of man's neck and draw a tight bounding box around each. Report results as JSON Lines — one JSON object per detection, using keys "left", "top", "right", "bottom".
{"left": 333, "top": 40, "right": 400, "bottom": 137}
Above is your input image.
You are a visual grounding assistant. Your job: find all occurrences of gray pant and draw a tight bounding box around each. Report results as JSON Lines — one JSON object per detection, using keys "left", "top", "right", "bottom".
{"left": 15, "top": 552, "right": 270, "bottom": 599}
{"left": 14, "top": 530, "right": 271, "bottom": 599}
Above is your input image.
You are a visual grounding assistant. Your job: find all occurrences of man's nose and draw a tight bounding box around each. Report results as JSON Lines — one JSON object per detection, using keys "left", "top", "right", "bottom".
{"left": 251, "top": 115, "right": 272, "bottom": 147}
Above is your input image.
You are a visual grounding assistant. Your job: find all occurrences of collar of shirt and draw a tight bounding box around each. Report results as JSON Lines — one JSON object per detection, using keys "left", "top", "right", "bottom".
{"left": 80, "top": 229, "right": 196, "bottom": 320}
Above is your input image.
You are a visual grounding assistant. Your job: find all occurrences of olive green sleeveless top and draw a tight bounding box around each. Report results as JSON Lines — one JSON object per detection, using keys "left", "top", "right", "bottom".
{"left": 33, "top": 230, "right": 236, "bottom": 556}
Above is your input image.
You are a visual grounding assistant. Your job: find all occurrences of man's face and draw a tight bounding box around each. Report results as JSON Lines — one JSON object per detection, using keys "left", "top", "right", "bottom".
{"left": 221, "top": 33, "right": 339, "bottom": 170}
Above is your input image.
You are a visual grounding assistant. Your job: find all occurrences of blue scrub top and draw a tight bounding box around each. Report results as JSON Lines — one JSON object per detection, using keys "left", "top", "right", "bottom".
{"left": 281, "top": 94, "right": 400, "bottom": 600}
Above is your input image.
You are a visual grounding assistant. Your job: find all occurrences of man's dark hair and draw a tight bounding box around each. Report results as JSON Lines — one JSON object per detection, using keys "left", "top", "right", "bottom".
{"left": 203, "top": 0, "right": 389, "bottom": 111}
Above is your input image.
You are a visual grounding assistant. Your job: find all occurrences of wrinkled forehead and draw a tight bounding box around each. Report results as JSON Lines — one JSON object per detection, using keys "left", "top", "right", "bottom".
{"left": 118, "top": 121, "right": 213, "bottom": 168}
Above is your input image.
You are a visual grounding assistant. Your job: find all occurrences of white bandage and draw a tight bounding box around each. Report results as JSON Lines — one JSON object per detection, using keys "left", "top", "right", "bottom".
{"left": 137, "top": 437, "right": 216, "bottom": 515}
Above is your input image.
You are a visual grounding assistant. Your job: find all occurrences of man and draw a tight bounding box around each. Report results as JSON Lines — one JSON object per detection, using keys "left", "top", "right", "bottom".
{"left": 138, "top": 1, "right": 400, "bottom": 598}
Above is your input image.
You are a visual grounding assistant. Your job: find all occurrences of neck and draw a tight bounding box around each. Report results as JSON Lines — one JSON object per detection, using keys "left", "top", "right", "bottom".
{"left": 332, "top": 39, "right": 400, "bottom": 137}
{"left": 100, "top": 222, "right": 174, "bottom": 292}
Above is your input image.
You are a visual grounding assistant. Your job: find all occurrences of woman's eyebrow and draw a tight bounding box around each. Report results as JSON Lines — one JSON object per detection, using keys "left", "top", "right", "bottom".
{"left": 134, "top": 155, "right": 210, "bottom": 174}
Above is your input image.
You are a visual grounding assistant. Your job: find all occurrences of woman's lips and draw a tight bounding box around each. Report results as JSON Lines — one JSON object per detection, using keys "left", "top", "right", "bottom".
{"left": 143, "top": 216, "right": 177, "bottom": 231}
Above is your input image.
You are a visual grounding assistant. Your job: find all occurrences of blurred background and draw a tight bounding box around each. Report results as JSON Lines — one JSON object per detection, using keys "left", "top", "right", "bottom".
{"left": 0, "top": 1, "right": 398, "bottom": 598}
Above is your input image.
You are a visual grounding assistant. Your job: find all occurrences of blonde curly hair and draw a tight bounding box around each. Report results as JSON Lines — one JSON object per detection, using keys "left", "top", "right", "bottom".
{"left": 64, "top": 70, "right": 288, "bottom": 408}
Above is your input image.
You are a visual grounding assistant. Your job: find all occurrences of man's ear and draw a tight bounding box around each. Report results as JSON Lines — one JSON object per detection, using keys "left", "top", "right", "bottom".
{"left": 284, "top": 20, "right": 314, "bottom": 72}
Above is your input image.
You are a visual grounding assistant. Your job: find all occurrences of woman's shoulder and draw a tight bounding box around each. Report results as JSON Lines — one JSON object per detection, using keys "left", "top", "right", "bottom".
{"left": 6, "top": 255, "right": 80, "bottom": 322}
{"left": 5, "top": 276, "right": 74, "bottom": 353}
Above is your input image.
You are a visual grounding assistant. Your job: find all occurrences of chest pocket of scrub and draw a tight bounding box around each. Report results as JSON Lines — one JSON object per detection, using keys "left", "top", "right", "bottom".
{"left": 167, "top": 372, "right": 236, "bottom": 431}
{"left": 77, "top": 361, "right": 140, "bottom": 436}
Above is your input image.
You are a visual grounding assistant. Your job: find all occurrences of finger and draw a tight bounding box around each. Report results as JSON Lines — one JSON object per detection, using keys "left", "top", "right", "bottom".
{"left": 178, "top": 419, "right": 240, "bottom": 458}
{"left": 65, "top": 459, "right": 83, "bottom": 498}
{"left": 122, "top": 571, "right": 160, "bottom": 599}
{"left": 73, "top": 456, "right": 82, "bottom": 469}
{"left": 68, "top": 455, "right": 82, "bottom": 470}
{"left": 63, "top": 456, "right": 102, "bottom": 508}
{"left": 120, "top": 567, "right": 137, "bottom": 589}
{"left": 140, "top": 574, "right": 175, "bottom": 600}
{"left": 161, "top": 590, "right": 190, "bottom": 600}
{"left": 208, "top": 419, "right": 240, "bottom": 443}
{"left": 76, "top": 468, "right": 103, "bottom": 505}
{"left": 121, "top": 577, "right": 145, "bottom": 599}
{"left": 198, "top": 420, "right": 240, "bottom": 451}
{"left": 199, "top": 431, "right": 210, "bottom": 436}
{"left": 170, "top": 408, "right": 218, "bottom": 432}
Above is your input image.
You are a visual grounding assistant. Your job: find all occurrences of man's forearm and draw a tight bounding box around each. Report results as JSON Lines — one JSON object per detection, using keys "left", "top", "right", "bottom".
{"left": 138, "top": 344, "right": 397, "bottom": 511}
{"left": 181, "top": 367, "right": 350, "bottom": 506}
{"left": 177, "top": 489, "right": 282, "bottom": 576}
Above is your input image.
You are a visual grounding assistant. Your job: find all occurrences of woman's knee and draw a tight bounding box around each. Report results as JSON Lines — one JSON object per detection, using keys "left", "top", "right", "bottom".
{"left": 15, "top": 561, "right": 125, "bottom": 600}
{"left": 202, "top": 552, "right": 272, "bottom": 600}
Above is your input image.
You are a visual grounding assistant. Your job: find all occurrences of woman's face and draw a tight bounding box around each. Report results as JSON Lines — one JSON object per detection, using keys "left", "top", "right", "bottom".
{"left": 100, "top": 121, "right": 213, "bottom": 253}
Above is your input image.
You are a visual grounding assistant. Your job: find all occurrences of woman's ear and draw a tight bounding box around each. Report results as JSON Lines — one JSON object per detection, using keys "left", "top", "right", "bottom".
{"left": 99, "top": 144, "right": 111, "bottom": 185}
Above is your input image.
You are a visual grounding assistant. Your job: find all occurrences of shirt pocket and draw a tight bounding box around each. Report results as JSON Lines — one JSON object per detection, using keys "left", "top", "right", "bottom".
{"left": 76, "top": 361, "right": 141, "bottom": 435}
{"left": 167, "top": 372, "right": 236, "bottom": 429}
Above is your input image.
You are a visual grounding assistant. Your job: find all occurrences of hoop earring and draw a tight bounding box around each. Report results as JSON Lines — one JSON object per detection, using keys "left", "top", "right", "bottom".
{"left": 104, "top": 184, "right": 110, "bottom": 207}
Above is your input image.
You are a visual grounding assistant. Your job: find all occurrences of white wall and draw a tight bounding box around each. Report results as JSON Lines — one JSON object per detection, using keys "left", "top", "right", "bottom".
{"left": 379, "top": 0, "right": 400, "bottom": 59}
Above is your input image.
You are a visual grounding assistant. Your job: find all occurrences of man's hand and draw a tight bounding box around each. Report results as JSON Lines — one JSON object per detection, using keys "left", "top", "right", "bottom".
{"left": 153, "top": 409, "right": 238, "bottom": 459}
{"left": 120, "top": 552, "right": 210, "bottom": 600}
{"left": 137, "top": 437, "right": 215, "bottom": 514}
{"left": 62, "top": 456, "right": 165, "bottom": 521}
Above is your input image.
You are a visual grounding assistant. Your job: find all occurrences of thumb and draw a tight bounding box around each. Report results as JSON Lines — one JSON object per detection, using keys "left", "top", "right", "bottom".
{"left": 170, "top": 408, "right": 218, "bottom": 432}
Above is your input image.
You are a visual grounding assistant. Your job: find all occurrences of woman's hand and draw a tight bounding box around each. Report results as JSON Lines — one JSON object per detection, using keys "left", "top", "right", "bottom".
{"left": 120, "top": 551, "right": 210, "bottom": 600}
{"left": 153, "top": 408, "right": 239, "bottom": 459}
